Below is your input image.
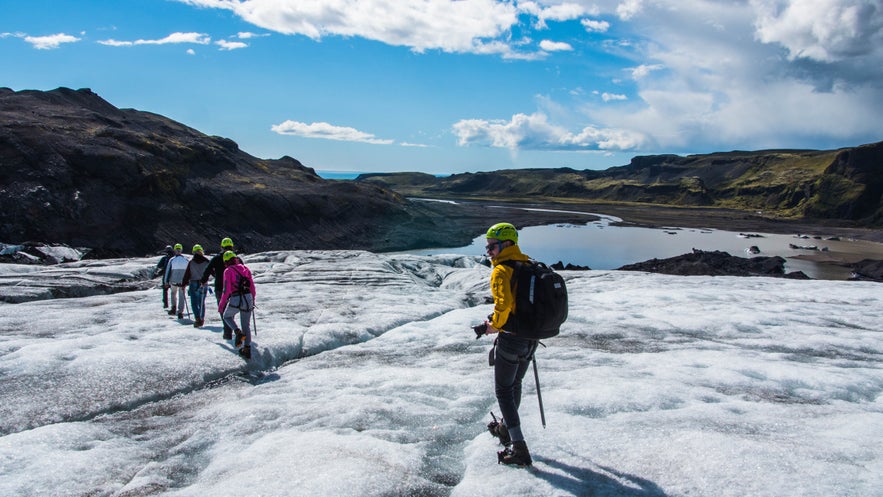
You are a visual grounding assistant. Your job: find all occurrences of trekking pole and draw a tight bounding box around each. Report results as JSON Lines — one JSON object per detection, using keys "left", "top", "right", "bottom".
{"left": 183, "top": 289, "right": 191, "bottom": 320}
{"left": 252, "top": 308, "right": 258, "bottom": 336}
{"left": 532, "top": 357, "right": 547, "bottom": 428}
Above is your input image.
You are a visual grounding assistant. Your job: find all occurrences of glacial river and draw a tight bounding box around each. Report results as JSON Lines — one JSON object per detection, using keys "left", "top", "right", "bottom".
{"left": 404, "top": 203, "right": 883, "bottom": 280}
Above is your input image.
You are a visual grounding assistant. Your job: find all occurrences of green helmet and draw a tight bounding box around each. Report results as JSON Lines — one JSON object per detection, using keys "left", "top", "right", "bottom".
{"left": 222, "top": 250, "right": 237, "bottom": 262}
{"left": 173, "top": 243, "right": 183, "bottom": 251}
{"left": 485, "top": 223, "right": 518, "bottom": 243}
{"left": 192, "top": 244, "right": 203, "bottom": 254}
{"left": 220, "top": 237, "right": 234, "bottom": 248}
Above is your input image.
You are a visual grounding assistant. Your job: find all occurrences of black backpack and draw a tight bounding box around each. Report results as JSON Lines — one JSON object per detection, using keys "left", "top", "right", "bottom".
{"left": 501, "top": 260, "right": 568, "bottom": 339}
{"left": 235, "top": 274, "right": 251, "bottom": 296}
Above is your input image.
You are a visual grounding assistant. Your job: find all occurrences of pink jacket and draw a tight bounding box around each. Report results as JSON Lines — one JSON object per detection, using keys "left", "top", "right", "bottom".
{"left": 218, "top": 262, "right": 256, "bottom": 312}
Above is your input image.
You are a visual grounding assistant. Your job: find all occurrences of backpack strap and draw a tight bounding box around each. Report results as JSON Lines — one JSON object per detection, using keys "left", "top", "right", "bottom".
{"left": 500, "top": 260, "right": 524, "bottom": 293}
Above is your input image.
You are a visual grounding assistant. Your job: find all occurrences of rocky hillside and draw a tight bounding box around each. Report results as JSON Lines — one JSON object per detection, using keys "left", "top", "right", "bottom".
{"left": 358, "top": 143, "right": 883, "bottom": 226}
{"left": 0, "top": 87, "right": 595, "bottom": 258}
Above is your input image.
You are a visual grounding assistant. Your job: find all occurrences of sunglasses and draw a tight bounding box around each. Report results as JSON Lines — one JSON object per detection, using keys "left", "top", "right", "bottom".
{"left": 485, "top": 241, "right": 502, "bottom": 252}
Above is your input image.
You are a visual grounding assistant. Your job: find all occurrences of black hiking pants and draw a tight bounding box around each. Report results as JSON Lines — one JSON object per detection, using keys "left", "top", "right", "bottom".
{"left": 493, "top": 333, "right": 538, "bottom": 442}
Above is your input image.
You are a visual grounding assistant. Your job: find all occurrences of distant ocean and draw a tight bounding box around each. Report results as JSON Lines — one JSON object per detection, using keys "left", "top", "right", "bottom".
{"left": 316, "top": 171, "right": 364, "bottom": 180}
{"left": 317, "top": 171, "right": 451, "bottom": 180}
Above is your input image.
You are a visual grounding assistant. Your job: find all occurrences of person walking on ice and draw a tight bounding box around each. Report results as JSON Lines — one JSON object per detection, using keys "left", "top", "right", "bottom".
{"left": 163, "top": 243, "right": 189, "bottom": 319}
{"left": 479, "top": 222, "right": 538, "bottom": 467}
{"left": 182, "top": 244, "right": 210, "bottom": 328}
{"left": 218, "top": 251, "right": 256, "bottom": 359}
{"left": 202, "top": 237, "right": 236, "bottom": 338}
{"left": 154, "top": 245, "right": 174, "bottom": 310}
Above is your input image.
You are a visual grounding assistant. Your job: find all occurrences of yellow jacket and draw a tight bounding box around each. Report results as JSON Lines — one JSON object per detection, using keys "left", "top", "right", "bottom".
{"left": 489, "top": 244, "right": 530, "bottom": 330}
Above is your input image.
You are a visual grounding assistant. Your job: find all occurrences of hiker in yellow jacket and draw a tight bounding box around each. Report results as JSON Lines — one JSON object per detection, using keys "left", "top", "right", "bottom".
{"left": 480, "top": 222, "right": 537, "bottom": 467}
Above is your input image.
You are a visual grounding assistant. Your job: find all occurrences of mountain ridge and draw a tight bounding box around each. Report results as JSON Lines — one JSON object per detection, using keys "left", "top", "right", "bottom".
{"left": 357, "top": 142, "right": 883, "bottom": 226}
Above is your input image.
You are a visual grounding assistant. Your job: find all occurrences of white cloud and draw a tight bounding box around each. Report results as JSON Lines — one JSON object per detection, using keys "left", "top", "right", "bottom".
{"left": 23, "top": 33, "right": 80, "bottom": 49}
{"left": 98, "top": 39, "right": 133, "bottom": 47}
{"left": 178, "top": 0, "right": 521, "bottom": 54}
{"left": 581, "top": 18, "right": 610, "bottom": 32}
{"left": 236, "top": 31, "right": 268, "bottom": 39}
{"left": 187, "top": 48, "right": 196, "bottom": 55}
{"left": 616, "top": 0, "right": 644, "bottom": 20}
{"left": 216, "top": 39, "right": 248, "bottom": 50}
{"left": 519, "top": 1, "right": 592, "bottom": 29}
{"left": 452, "top": 112, "right": 645, "bottom": 151}
{"left": 750, "top": 0, "right": 883, "bottom": 63}
{"left": 99, "top": 32, "right": 211, "bottom": 47}
{"left": 539, "top": 39, "right": 573, "bottom": 51}
{"left": 630, "top": 63, "right": 664, "bottom": 79}
{"left": 139, "top": 32, "right": 211, "bottom": 45}
{"left": 602, "top": 92, "right": 628, "bottom": 102}
{"left": 271, "top": 120, "right": 395, "bottom": 145}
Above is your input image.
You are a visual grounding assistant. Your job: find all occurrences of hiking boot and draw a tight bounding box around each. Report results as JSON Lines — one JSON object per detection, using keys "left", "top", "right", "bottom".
{"left": 498, "top": 441, "right": 532, "bottom": 467}
{"left": 177, "top": 312, "right": 183, "bottom": 319}
{"left": 487, "top": 418, "right": 511, "bottom": 447}
{"left": 167, "top": 307, "right": 176, "bottom": 315}
{"left": 223, "top": 329, "right": 232, "bottom": 340}
{"left": 238, "top": 345, "right": 251, "bottom": 359}
{"left": 234, "top": 329, "right": 244, "bottom": 347}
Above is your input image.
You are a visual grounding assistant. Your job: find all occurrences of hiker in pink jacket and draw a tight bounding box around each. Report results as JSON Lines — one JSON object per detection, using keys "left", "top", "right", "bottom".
{"left": 218, "top": 251, "right": 256, "bottom": 359}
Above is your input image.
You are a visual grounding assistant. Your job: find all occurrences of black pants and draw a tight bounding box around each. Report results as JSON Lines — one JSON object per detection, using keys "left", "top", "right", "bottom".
{"left": 494, "top": 334, "right": 538, "bottom": 441}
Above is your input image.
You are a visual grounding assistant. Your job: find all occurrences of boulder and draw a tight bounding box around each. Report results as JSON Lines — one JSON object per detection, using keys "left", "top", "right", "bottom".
{"left": 618, "top": 249, "right": 810, "bottom": 279}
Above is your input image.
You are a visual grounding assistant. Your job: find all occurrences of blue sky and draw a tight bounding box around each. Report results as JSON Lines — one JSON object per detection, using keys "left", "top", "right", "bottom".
{"left": 3, "top": 0, "right": 882, "bottom": 174}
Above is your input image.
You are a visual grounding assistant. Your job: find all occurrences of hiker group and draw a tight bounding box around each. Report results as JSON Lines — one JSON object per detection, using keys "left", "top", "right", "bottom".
{"left": 152, "top": 223, "right": 567, "bottom": 468}
{"left": 155, "top": 237, "right": 256, "bottom": 359}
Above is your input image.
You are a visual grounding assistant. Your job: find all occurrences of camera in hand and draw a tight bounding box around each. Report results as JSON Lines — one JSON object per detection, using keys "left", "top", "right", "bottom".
{"left": 472, "top": 323, "right": 488, "bottom": 339}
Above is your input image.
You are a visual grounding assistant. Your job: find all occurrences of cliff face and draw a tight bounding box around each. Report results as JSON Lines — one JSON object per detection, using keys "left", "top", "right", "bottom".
{"left": 0, "top": 88, "right": 434, "bottom": 256}
{"left": 358, "top": 143, "right": 883, "bottom": 226}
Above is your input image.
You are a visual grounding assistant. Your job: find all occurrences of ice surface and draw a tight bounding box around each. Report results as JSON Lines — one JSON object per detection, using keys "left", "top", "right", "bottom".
{"left": 0, "top": 250, "right": 880, "bottom": 496}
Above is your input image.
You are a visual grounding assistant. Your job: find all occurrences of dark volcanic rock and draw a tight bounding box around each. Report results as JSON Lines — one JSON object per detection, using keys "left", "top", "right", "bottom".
{"left": 849, "top": 259, "right": 883, "bottom": 281}
{"left": 618, "top": 249, "right": 810, "bottom": 279}
{"left": 551, "top": 261, "right": 590, "bottom": 271}
{"left": 0, "top": 87, "right": 493, "bottom": 257}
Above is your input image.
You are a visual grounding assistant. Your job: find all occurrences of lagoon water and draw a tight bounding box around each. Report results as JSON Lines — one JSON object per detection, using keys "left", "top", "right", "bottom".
{"left": 404, "top": 207, "right": 883, "bottom": 280}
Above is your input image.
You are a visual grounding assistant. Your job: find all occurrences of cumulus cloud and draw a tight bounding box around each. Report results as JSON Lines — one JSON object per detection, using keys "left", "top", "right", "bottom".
{"left": 586, "top": 0, "right": 883, "bottom": 152}
{"left": 452, "top": 112, "right": 645, "bottom": 151}
{"left": 751, "top": 0, "right": 883, "bottom": 63}
{"left": 617, "top": 0, "right": 644, "bottom": 20}
{"left": 99, "top": 32, "right": 211, "bottom": 46}
{"left": 539, "top": 39, "right": 573, "bottom": 51}
{"left": 216, "top": 39, "right": 248, "bottom": 50}
{"left": 519, "top": 1, "right": 592, "bottom": 29}
{"left": 581, "top": 18, "right": 611, "bottom": 32}
{"left": 602, "top": 92, "right": 628, "bottom": 102}
{"left": 178, "top": 0, "right": 520, "bottom": 54}
{"left": 236, "top": 31, "right": 268, "bottom": 39}
{"left": 271, "top": 120, "right": 395, "bottom": 145}
{"left": 22, "top": 33, "right": 80, "bottom": 49}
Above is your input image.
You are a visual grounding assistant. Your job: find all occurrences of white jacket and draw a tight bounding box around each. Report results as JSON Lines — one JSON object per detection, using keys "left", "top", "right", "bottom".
{"left": 164, "top": 254, "right": 190, "bottom": 286}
